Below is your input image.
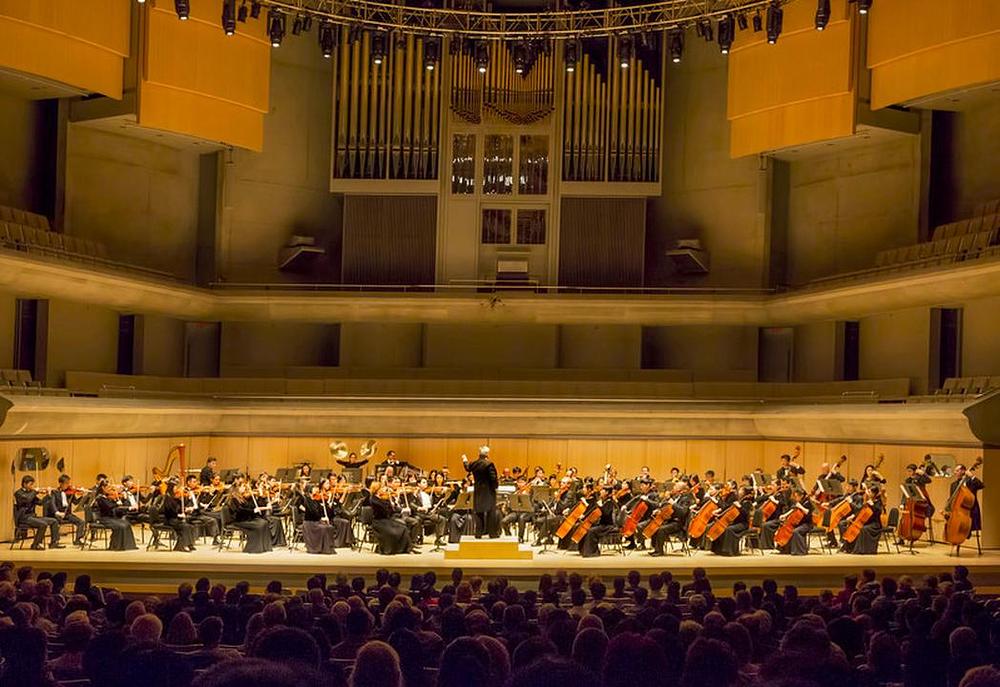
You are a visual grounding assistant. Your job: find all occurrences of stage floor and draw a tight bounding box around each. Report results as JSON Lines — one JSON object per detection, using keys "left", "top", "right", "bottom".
{"left": 7, "top": 538, "right": 1000, "bottom": 594}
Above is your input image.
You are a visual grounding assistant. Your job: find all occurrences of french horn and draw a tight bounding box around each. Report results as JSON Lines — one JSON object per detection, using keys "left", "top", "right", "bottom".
{"left": 329, "top": 441, "right": 349, "bottom": 461}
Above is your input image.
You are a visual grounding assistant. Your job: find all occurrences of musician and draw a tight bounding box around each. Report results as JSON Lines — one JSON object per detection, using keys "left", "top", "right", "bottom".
{"left": 578, "top": 486, "right": 618, "bottom": 558}
{"left": 369, "top": 483, "right": 413, "bottom": 554}
{"left": 118, "top": 475, "right": 151, "bottom": 527}
{"left": 648, "top": 483, "right": 695, "bottom": 557}
{"left": 227, "top": 480, "right": 273, "bottom": 553}
{"left": 499, "top": 467, "right": 516, "bottom": 486}
{"left": 622, "top": 479, "right": 658, "bottom": 550}
{"left": 95, "top": 482, "right": 138, "bottom": 551}
{"left": 183, "top": 475, "right": 221, "bottom": 543}
{"left": 298, "top": 463, "right": 313, "bottom": 481}
{"left": 842, "top": 485, "right": 884, "bottom": 555}
{"left": 531, "top": 477, "right": 563, "bottom": 546}
{"left": 463, "top": 447, "right": 499, "bottom": 538}
{"left": 336, "top": 451, "right": 370, "bottom": 470}
{"left": 45, "top": 474, "right": 86, "bottom": 546}
{"left": 817, "top": 461, "right": 846, "bottom": 483}
{"left": 387, "top": 477, "right": 423, "bottom": 545}
{"left": 300, "top": 483, "right": 340, "bottom": 555}
{"left": 635, "top": 466, "right": 652, "bottom": 482}
{"left": 159, "top": 479, "right": 198, "bottom": 552}
{"left": 14, "top": 476, "right": 61, "bottom": 550}
{"left": 711, "top": 487, "right": 754, "bottom": 557}
{"left": 756, "top": 482, "right": 786, "bottom": 549}
{"left": 775, "top": 489, "right": 812, "bottom": 556}
{"left": 775, "top": 451, "right": 805, "bottom": 483}
{"left": 861, "top": 464, "right": 887, "bottom": 489}
{"left": 412, "top": 477, "right": 448, "bottom": 545}
{"left": 501, "top": 476, "right": 533, "bottom": 543}
{"left": 904, "top": 463, "right": 935, "bottom": 517}
{"left": 199, "top": 457, "right": 218, "bottom": 486}
{"left": 529, "top": 467, "right": 548, "bottom": 487}
{"left": 950, "top": 463, "right": 984, "bottom": 534}
{"left": 249, "top": 475, "right": 288, "bottom": 547}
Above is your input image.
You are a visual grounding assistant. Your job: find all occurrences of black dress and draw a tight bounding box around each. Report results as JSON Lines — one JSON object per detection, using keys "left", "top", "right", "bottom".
{"left": 777, "top": 501, "right": 812, "bottom": 556}
{"left": 711, "top": 500, "right": 750, "bottom": 556}
{"left": 370, "top": 494, "right": 412, "bottom": 555}
{"left": 96, "top": 495, "right": 138, "bottom": 551}
{"left": 844, "top": 503, "right": 883, "bottom": 555}
{"left": 301, "top": 495, "right": 338, "bottom": 554}
{"left": 578, "top": 503, "right": 617, "bottom": 558}
{"left": 161, "top": 493, "right": 197, "bottom": 551}
{"left": 229, "top": 498, "right": 272, "bottom": 553}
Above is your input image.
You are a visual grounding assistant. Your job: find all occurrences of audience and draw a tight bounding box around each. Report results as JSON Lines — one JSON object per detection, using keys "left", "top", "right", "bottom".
{"left": 0, "top": 560, "right": 997, "bottom": 687}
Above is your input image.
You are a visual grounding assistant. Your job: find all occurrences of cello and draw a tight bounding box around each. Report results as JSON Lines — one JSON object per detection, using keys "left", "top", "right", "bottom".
{"left": 841, "top": 491, "right": 876, "bottom": 544}
{"left": 898, "top": 467, "right": 931, "bottom": 543}
{"left": 688, "top": 484, "right": 730, "bottom": 539}
{"left": 571, "top": 504, "right": 603, "bottom": 543}
{"left": 641, "top": 486, "right": 689, "bottom": 540}
{"left": 774, "top": 502, "right": 808, "bottom": 547}
{"left": 555, "top": 499, "right": 588, "bottom": 539}
{"left": 706, "top": 501, "right": 742, "bottom": 542}
{"left": 943, "top": 457, "right": 982, "bottom": 550}
{"left": 621, "top": 499, "right": 649, "bottom": 538}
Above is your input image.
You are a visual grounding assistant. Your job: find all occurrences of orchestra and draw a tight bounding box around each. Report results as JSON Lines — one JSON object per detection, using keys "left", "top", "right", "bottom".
{"left": 9, "top": 447, "right": 985, "bottom": 559}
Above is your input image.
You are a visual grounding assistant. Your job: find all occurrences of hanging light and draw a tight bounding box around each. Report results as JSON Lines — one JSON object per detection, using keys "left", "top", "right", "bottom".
{"left": 475, "top": 41, "right": 489, "bottom": 73}
{"left": 249, "top": 1, "right": 261, "bottom": 19}
{"left": 424, "top": 36, "right": 441, "bottom": 71}
{"left": 564, "top": 39, "right": 579, "bottom": 73}
{"left": 174, "top": 0, "right": 190, "bottom": 20}
{"left": 752, "top": 11, "right": 763, "bottom": 32}
{"left": 371, "top": 30, "right": 388, "bottom": 65}
{"left": 237, "top": 0, "right": 248, "bottom": 23}
{"left": 718, "top": 14, "right": 735, "bottom": 55}
{"left": 766, "top": 2, "right": 783, "bottom": 44}
{"left": 267, "top": 9, "right": 285, "bottom": 48}
{"left": 668, "top": 28, "right": 684, "bottom": 64}
{"left": 291, "top": 15, "right": 304, "bottom": 36}
{"left": 815, "top": 0, "right": 831, "bottom": 30}
{"left": 736, "top": 13, "right": 749, "bottom": 31}
{"left": 858, "top": 0, "right": 873, "bottom": 14}
{"left": 221, "top": 0, "right": 237, "bottom": 35}
{"left": 618, "top": 35, "right": 633, "bottom": 69}
{"left": 512, "top": 41, "right": 528, "bottom": 74}
{"left": 318, "top": 21, "right": 337, "bottom": 58}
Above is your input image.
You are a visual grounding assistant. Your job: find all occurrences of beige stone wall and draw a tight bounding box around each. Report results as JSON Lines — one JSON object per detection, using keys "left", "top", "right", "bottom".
{"left": 0, "top": 92, "right": 51, "bottom": 215}
{"left": 339, "top": 323, "right": 424, "bottom": 369}
{"left": 43, "top": 298, "right": 119, "bottom": 387}
{"left": 962, "top": 296, "right": 1000, "bottom": 379}
{"left": 219, "top": 321, "right": 339, "bottom": 376}
{"left": 0, "top": 291, "right": 14, "bottom": 370}
{"left": 558, "top": 326, "right": 642, "bottom": 370}
{"left": 422, "top": 324, "right": 560, "bottom": 369}
{"left": 139, "top": 314, "right": 186, "bottom": 377}
{"left": 642, "top": 326, "right": 758, "bottom": 381}
{"left": 786, "top": 136, "right": 921, "bottom": 284}
{"left": 859, "top": 307, "right": 932, "bottom": 395}
{"left": 793, "top": 321, "right": 838, "bottom": 383}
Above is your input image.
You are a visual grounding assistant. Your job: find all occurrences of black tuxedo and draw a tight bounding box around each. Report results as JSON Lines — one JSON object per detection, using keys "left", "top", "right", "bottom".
{"left": 465, "top": 456, "right": 499, "bottom": 537}
{"left": 44, "top": 489, "right": 85, "bottom": 543}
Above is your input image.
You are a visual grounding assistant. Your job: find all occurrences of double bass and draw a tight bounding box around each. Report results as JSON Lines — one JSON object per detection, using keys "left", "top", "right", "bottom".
{"left": 943, "top": 457, "right": 982, "bottom": 548}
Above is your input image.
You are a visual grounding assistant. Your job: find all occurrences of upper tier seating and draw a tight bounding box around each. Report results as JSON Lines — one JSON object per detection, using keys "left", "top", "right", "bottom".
{"left": 0, "top": 204, "right": 173, "bottom": 280}
{"left": 929, "top": 375, "right": 1000, "bottom": 401}
{"left": 0, "top": 368, "right": 71, "bottom": 396}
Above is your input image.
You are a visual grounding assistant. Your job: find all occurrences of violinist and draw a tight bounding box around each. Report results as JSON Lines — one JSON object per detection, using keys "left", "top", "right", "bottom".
{"left": 183, "top": 475, "right": 221, "bottom": 543}
{"left": 199, "top": 457, "right": 218, "bottom": 486}
{"left": 226, "top": 476, "right": 273, "bottom": 553}
{"left": 756, "top": 481, "right": 787, "bottom": 550}
{"left": 300, "top": 482, "right": 340, "bottom": 555}
{"left": 96, "top": 480, "right": 138, "bottom": 551}
{"left": 44, "top": 474, "right": 85, "bottom": 546}
{"left": 842, "top": 485, "right": 884, "bottom": 555}
{"left": 15, "top": 475, "right": 61, "bottom": 550}
{"left": 501, "top": 476, "right": 533, "bottom": 543}
{"left": 413, "top": 476, "right": 448, "bottom": 545}
{"left": 775, "top": 488, "right": 812, "bottom": 556}
{"left": 118, "top": 475, "right": 151, "bottom": 527}
{"left": 531, "top": 476, "right": 564, "bottom": 546}
{"left": 529, "top": 467, "right": 548, "bottom": 487}
{"left": 298, "top": 463, "right": 314, "bottom": 482}
{"left": 648, "top": 481, "right": 695, "bottom": 557}
{"left": 950, "top": 463, "right": 984, "bottom": 534}
{"left": 578, "top": 485, "right": 618, "bottom": 558}
{"left": 711, "top": 486, "right": 754, "bottom": 557}
{"left": 369, "top": 480, "right": 414, "bottom": 555}
{"left": 159, "top": 478, "right": 198, "bottom": 552}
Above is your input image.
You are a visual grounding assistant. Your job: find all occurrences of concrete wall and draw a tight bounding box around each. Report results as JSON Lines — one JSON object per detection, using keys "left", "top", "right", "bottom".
{"left": 647, "top": 39, "right": 767, "bottom": 288}
{"left": 559, "top": 325, "right": 641, "bottom": 369}
{"left": 642, "top": 326, "right": 758, "bottom": 381}
{"left": 422, "top": 324, "right": 559, "bottom": 369}
{"left": 859, "top": 306, "right": 931, "bottom": 395}
{"left": 64, "top": 125, "right": 200, "bottom": 280}
{"left": 219, "top": 37, "right": 342, "bottom": 284}
{"left": 44, "top": 298, "right": 119, "bottom": 387}
{"left": 786, "top": 135, "right": 921, "bottom": 284}
{"left": 340, "top": 323, "right": 424, "bottom": 369}
{"left": 963, "top": 295, "right": 1000, "bottom": 378}
{"left": 220, "top": 322, "right": 339, "bottom": 375}
{"left": 933, "top": 99, "right": 1000, "bottom": 224}
{"left": 139, "top": 314, "right": 186, "bottom": 377}
{"left": 0, "top": 92, "right": 53, "bottom": 216}
{"left": 793, "top": 321, "right": 838, "bottom": 382}
{"left": 0, "top": 292, "right": 14, "bottom": 369}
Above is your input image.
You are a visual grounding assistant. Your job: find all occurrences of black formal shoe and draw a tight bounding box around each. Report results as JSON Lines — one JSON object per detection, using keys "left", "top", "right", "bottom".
{"left": 51, "top": 543, "right": 66, "bottom": 549}
{"left": 31, "top": 544, "right": 44, "bottom": 550}
{"left": 475, "top": 534, "right": 483, "bottom": 539}
{"left": 649, "top": 550, "right": 664, "bottom": 557}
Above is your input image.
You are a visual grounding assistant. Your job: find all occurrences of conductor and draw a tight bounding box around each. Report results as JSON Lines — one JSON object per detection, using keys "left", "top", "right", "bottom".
{"left": 463, "top": 446, "right": 499, "bottom": 538}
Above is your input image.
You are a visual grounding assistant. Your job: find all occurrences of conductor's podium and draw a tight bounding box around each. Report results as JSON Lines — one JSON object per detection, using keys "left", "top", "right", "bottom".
{"left": 444, "top": 536, "right": 534, "bottom": 560}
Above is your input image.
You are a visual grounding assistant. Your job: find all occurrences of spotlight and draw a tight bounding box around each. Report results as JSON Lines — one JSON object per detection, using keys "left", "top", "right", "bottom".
{"left": 564, "top": 39, "right": 578, "bottom": 73}
{"left": 174, "top": 0, "right": 189, "bottom": 20}
{"left": 137, "top": 0, "right": 146, "bottom": 4}
{"left": 618, "top": 35, "right": 633, "bottom": 69}
{"left": 752, "top": 11, "right": 763, "bottom": 32}
{"left": 700, "top": 19, "right": 714, "bottom": 42}
{"left": 737, "top": 13, "right": 749, "bottom": 31}
{"left": 318, "top": 21, "right": 337, "bottom": 58}
{"left": 237, "top": 0, "right": 248, "bottom": 22}
{"left": 267, "top": 9, "right": 285, "bottom": 48}
{"left": 766, "top": 2, "right": 783, "bottom": 44}
{"left": 475, "top": 41, "right": 489, "bottom": 73}
{"left": 301, "top": 15, "right": 312, "bottom": 32}
{"left": 222, "top": 0, "right": 237, "bottom": 35}
{"left": 424, "top": 36, "right": 440, "bottom": 71}
{"left": 292, "top": 16, "right": 303, "bottom": 36}
{"left": 668, "top": 28, "right": 684, "bottom": 64}
{"left": 718, "top": 14, "right": 735, "bottom": 55}
{"left": 513, "top": 41, "right": 528, "bottom": 74}
{"left": 815, "top": 0, "right": 831, "bottom": 30}
{"left": 858, "top": 0, "right": 872, "bottom": 14}
{"left": 249, "top": 0, "right": 261, "bottom": 20}
{"left": 371, "top": 31, "right": 388, "bottom": 65}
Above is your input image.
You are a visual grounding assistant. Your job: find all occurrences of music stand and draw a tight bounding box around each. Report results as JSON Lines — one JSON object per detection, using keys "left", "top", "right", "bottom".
{"left": 454, "top": 491, "right": 474, "bottom": 512}
{"left": 510, "top": 494, "right": 533, "bottom": 513}
{"left": 274, "top": 467, "right": 296, "bottom": 482}
{"left": 218, "top": 468, "right": 240, "bottom": 484}
{"left": 340, "top": 467, "right": 362, "bottom": 484}
{"left": 816, "top": 478, "right": 844, "bottom": 500}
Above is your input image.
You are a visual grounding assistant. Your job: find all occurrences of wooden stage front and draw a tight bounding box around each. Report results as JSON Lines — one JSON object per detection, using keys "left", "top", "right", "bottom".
{"left": 6, "top": 539, "right": 1000, "bottom": 594}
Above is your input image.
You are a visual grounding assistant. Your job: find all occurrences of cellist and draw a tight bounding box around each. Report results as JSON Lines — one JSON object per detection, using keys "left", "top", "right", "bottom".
{"left": 648, "top": 481, "right": 695, "bottom": 557}
{"left": 710, "top": 486, "right": 754, "bottom": 557}
{"left": 622, "top": 478, "right": 658, "bottom": 550}
{"left": 578, "top": 485, "right": 619, "bottom": 558}
{"left": 841, "top": 484, "right": 884, "bottom": 555}
{"left": 775, "top": 488, "right": 813, "bottom": 556}
{"left": 758, "top": 479, "right": 791, "bottom": 549}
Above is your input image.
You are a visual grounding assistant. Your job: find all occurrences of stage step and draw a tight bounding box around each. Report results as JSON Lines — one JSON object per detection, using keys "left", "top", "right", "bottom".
{"left": 444, "top": 536, "right": 534, "bottom": 560}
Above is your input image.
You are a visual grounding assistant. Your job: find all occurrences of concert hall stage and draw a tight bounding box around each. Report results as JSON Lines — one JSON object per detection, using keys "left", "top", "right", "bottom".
{"left": 7, "top": 539, "right": 1000, "bottom": 595}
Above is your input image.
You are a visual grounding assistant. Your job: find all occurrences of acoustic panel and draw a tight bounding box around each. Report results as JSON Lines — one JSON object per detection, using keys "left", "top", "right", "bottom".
{"left": 342, "top": 196, "right": 437, "bottom": 285}
{"left": 558, "top": 197, "right": 645, "bottom": 287}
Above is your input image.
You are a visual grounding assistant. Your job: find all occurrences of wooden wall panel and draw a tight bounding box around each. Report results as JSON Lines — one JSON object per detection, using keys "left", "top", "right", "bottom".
{"left": 727, "top": 0, "right": 856, "bottom": 157}
{"left": 138, "top": 4, "right": 269, "bottom": 150}
{"left": 0, "top": 0, "right": 129, "bottom": 97}
{"left": 867, "top": 0, "right": 1000, "bottom": 110}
